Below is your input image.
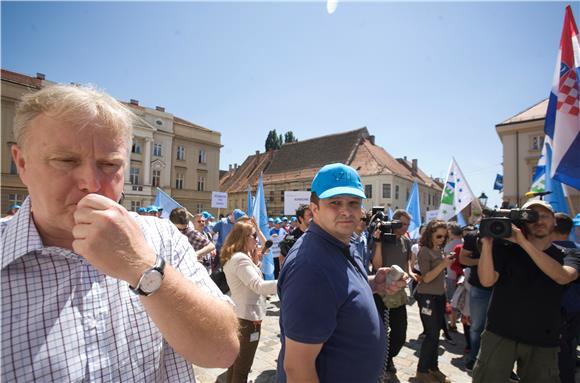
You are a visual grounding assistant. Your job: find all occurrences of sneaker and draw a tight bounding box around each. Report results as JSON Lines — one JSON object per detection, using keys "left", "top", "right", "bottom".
{"left": 509, "top": 371, "right": 520, "bottom": 382}
{"left": 428, "top": 368, "right": 451, "bottom": 383}
{"left": 415, "top": 371, "right": 439, "bottom": 383}
{"left": 465, "top": 360, "right": 474, "bottom": 372}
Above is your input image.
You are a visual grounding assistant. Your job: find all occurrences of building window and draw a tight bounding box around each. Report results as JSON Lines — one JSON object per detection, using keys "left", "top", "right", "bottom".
{"left": 280, "top": 190, "right": 284, "bottom": 202}
{"left": 130, "top": 167, "right": 140, "bottom": 185}
{"left": 132, "top": 143, "right": 141, "bottom": 154}
{"left": 8, "top": 193, "right": 26, "bottom": 206}
{"left": 152, "top": 169, "right": 160, "bottom": 187}
{"left": 428, "top": 193, "right": 431, "bottom": 205}
{"left": 175, "top": 172, "right": 184, "bottom": 190}
{"left": 269, "top": 190, "right": 275, "bottom": 203}
{"left": 365, "top": 185, "right": 372, "bottom": 199}
{"left": 153, "top": 143, "right": 162, "bottom": 157}
{"left": 531, "top": 135, "right": 544, "bottom": 151}
{"left": 130, "top": 201, "right": 142, "bottom": 211}
{"left": 198, "top": 149, "right": 206, "bottom": 164}
{"left": 196, "top": 203, "right": 204, "bottom": 213}
{"left": 9, "top": 158, "right": 17, "bottom": 175}
{"left": 395, "top": 185, "right": 399, "bottom": 200}
{"left": 382, "top": 184, "right": 391, "bottom": 199}
{"left": 406, "top": 188, "right": 410, "bottom": 202}
{"left": 177, "top": 145, "right": 185, "bottom": 161}
{"left": 197, "top": 175, "right": 206, "bottom": 191}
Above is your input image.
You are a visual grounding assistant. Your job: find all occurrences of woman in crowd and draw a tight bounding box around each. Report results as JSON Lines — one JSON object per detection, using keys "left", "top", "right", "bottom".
{"left": 221, "top": 221, "right": 278, "bottom": 383}
{"left": 414, "top": 220, "right": 455, "bottom": 383}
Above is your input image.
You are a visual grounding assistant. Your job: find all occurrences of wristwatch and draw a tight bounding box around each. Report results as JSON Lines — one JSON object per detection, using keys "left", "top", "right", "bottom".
{"left": 129, "top": 254, "right": 166, "bottom": 296}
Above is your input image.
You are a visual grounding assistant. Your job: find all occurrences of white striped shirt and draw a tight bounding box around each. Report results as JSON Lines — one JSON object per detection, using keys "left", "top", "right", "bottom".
{"left": 1, "top": 197, "right": 227, "bottom": 382}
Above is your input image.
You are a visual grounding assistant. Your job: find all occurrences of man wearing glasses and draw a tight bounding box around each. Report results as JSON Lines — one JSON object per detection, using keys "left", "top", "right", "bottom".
{"left": 169, "top": 208, "right": 215, "bottom": 273}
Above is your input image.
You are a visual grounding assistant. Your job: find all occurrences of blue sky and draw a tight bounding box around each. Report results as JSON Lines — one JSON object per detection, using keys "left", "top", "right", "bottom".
{"left": 3, "top": 1, "right": 578, "bottom": 209}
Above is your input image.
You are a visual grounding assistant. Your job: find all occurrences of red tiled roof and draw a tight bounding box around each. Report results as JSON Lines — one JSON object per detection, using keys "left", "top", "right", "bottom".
{"left": 1, "top": 69, "right": 42, "bottom": 89}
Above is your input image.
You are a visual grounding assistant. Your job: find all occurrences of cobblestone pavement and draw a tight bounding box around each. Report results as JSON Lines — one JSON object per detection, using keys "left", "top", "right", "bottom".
{"left": 194, "top": 295, "right": 580, "bottom": 383}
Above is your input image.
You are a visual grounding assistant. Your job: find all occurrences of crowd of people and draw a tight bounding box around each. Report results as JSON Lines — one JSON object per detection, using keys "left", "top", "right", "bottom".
{"left": 1, "top": 83, "right": 579, "bottom": 383}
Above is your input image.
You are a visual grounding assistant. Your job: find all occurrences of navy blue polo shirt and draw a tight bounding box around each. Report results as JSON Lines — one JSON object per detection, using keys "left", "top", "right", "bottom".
{"left": 276, "top": 223, "right": 385, "bottom": 383}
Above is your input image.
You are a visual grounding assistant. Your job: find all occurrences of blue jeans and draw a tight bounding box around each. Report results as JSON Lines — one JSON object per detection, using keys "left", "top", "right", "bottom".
{"left": 469, "top": 286, "right": 492, "bottom": 362}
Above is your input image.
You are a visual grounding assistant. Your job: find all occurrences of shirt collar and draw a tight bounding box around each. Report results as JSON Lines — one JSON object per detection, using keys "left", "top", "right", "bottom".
{"left": 309, "top": 222, "right": 350, "bottom": 251}
{"left": 1, "top": 197, "right": 80, "bottom": 269}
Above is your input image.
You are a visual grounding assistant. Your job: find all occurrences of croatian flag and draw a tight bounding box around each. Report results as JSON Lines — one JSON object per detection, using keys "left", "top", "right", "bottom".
{"left": 544, "top": 5, "right": 580, "bottom": 190}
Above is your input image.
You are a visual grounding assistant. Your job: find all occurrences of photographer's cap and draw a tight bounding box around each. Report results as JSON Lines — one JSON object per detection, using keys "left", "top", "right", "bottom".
{"left": 311, "top": 163, "right": 366, "bottom": 199}
{"left": 522, "top": 199, "right": 554, "bottom": 214}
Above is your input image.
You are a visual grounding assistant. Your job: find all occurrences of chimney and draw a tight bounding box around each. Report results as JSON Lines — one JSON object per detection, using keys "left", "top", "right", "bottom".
{"left": 155, "top": 106, "right": 165, "bottom": 112}
{"left": 130, "top": 99, "right": 139, "bottom": 106}
{"left": 229, "top": 164, "right": 233, "bottom": 172}
{"left": 368, "top": 135, "right": 375, "bottom": 145}
{"left": 234, "top": 163, "right": 238, "bottom": 170}
{"left": 403, "top": 156, "right": 407, "bottom": 161}
{"left": 412, "top": 159, "right": 418, "bottom": 173}
{"left": 36, "top": 73, "right": 46, "bottom": 80}
{"left": 255, "top": 150, "right": 260, "bottom": 156}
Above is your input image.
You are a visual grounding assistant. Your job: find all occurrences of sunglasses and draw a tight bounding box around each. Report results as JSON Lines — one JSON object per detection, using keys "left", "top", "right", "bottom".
{"left": 249, "top": 232, "right": 257, "bottom": 239}
{"left": 435, "top": 235, "right": 447, "bottom": 239}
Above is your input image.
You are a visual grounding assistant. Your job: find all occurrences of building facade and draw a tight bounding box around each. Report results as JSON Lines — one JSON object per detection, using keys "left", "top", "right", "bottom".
{"left": 220, "top": 128, "right": 442, "bottom": 219}
{"left": 1, "top": 69, "right": 221, "bottom": 215}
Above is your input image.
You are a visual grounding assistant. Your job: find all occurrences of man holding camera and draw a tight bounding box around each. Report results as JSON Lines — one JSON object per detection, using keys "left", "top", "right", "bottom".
{"left": 474, "top": 200, "right": 580, "bottom": 382}
{"left": 276, "top": 163, "right": 407, "bottom": 383}
{"left": 370, "top": 209, "right": 413, "bottom": 378}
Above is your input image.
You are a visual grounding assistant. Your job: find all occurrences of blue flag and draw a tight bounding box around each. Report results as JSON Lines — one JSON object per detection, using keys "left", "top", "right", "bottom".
{"left": 456, "top": 210, "right": 467, "bottom": 227}
{"left": 493, "top": 174, "right": 503, "bottom": 191}
{"left": 405, "top": 181, "right": 422, "bottom": 240}
{"left": 154, "top": 188, "right": 183, "bottom": 219}
{"left": 247, "top": 185, "right": 254, "bottom": 217}
{"left": 252, "top": 174, "right": 274, "bottom": 280}
{"left": 544, "top": 6, "right": 580, "bottom": 190}
{"left": 387, "top": 207, "right": 394, "bottom": 220}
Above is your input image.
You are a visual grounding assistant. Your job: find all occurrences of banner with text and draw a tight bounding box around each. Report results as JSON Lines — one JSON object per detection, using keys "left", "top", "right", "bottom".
{"left": 211, "top": 191, "right": 228, "bottom": 209}
{"left": 284, "top": 191, "right": 311, "bottom": 215}
{"left": 425, "top": 209, "right": 439, "bottom": 223}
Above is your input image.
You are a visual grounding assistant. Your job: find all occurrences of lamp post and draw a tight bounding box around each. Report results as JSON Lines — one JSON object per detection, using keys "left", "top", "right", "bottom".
{"left": 478, "top": 192, "right": 488, "bottom": 208}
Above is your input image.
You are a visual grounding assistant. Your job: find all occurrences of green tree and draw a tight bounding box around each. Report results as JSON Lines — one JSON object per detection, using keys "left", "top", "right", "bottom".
{"left": 265, "top": 129, "right": 282, "bottom": 151}
{"left": 284, "top": 131, "right": 298, "bottom": 143}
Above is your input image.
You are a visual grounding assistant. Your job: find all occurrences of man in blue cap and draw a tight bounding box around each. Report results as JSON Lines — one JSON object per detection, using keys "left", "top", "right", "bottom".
{"left": 277, "top": 163, "right": 407, "bottom": 383}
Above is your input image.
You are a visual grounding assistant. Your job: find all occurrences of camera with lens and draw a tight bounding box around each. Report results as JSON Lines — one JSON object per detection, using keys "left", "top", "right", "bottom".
{"left": 479, "top": 208, "right": 539, "bottom": 238}
{"left": 280, "top": 235, "right": 297, "bottom": 257}
{"left": 369, "top": 207, "right": 403, "bottom": 244}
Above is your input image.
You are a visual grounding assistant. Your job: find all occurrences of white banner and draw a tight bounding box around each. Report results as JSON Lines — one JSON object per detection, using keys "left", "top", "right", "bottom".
{"left": 284, "top": 191, "right": 311, "bottom": 215}
{"left": 425, "top": 209, "right": 439, "bottom": 223}
{"left": 211, "top": 191, "right": 228, "bottom": 209}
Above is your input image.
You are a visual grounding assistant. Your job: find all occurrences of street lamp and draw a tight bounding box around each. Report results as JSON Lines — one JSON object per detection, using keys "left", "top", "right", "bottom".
{"left": 478, "top": 192, "right": 488, "bottom": 208}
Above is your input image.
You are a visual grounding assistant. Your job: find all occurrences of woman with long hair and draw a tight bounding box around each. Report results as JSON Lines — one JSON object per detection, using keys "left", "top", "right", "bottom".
{"left": 221, "top": 221, "right": 277, "bottom": 383}
{"left": 414, "top": 220, "right": 454, "bottom": 383}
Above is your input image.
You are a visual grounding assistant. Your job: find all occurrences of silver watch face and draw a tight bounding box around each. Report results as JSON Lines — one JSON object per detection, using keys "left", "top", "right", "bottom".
{"left": 140, "top": 269, "right": 163, "bottom": 294}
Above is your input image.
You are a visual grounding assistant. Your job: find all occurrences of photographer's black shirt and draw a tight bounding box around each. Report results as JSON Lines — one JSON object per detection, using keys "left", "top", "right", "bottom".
{"left": 486, "top": 240, "right": 580, "bottom": 347}
{"left": 462, "top": 232, "right": 492, "bottom": 291}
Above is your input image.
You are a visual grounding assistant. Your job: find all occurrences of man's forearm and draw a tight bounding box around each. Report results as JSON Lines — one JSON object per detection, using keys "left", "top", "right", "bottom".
{"left": 521, "top": 240, "right": 578, "bottom": 285}
{"left": 459, "top": 249, "right": 478, "bottom": 266}
{"left": 286, "top": 365, "right": 319, "bottom": 383}
{"left": 478, "top": 241, "right": 497, "bottom": 287}
{"left": 140, "top": 265, "right": 239, "bottom": 367}
{"left": 196, "top": 242, "right": 215, "bottom": 257}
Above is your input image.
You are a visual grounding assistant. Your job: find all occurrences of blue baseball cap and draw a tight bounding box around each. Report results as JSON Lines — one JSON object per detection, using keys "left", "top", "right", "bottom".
{"left": 274, "top": 217, "right": 282, "bottom": 224}
{"left": 8, "top": 204, "right": 21, "bottom": 210}
{"left": 202, "top": 211, "right": 214, "bottom": 220}
{"left": 147, "top": 206, "right": 159, "bottom": 213}
{"left": 233, "top": 209, "right": 248, "bottom": 221}
{"left": 282, "top": 217, "right": 288, "bottom": 222}
{"left": 268, "top": 218, "right": 274, "bottom": 223}
{"left": 573, "top": 214, "right": 580, "bottom": 227}
{"left": 290, "top": 216, "right": 297, "bottom": 222}
{"left": 311, "top": 163, "right": 366, "bottom": 199}
{"left": 137, "top": 207, "right": 147, "bottom": 213}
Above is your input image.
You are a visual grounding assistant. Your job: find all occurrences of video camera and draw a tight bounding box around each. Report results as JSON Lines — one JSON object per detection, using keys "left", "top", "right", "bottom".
{"left": 479, "top": 208, "right": 539, "bottom": 238}
{"left": 368, "top": 207, "right": 403, "bottom": 244}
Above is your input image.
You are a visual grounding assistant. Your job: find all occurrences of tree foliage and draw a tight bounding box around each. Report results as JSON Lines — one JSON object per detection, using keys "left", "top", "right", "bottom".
{"left": 265, "top": 130, "right": 298, "bottom": 151}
